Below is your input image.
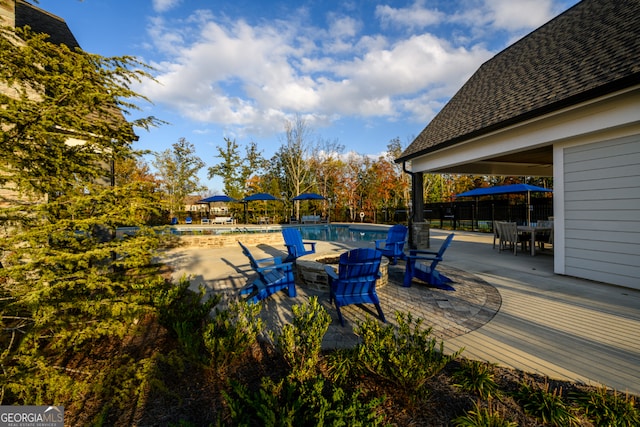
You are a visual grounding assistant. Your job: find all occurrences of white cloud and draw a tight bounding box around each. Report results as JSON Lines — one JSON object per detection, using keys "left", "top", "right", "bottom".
{"left": 152, "top": 0, "right": 181, "bottom": 13}
{"left": 375, "top": 0, "right": 445, "bottom": 30}
{"left": 138, "top": 2, "right": 551, "bottom": 139}
{"left": 484, "top": 0, "right": 556, "bottom": 31}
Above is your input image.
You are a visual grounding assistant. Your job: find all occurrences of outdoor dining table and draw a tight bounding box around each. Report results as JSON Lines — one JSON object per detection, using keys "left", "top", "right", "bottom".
{"left": 517, "top": 225, "right": 553, "bottom": 256}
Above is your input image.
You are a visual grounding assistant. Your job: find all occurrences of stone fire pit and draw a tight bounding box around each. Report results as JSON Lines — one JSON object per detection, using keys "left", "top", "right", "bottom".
{"left": 295, "top": 250, "right": 389, "bottom": 291}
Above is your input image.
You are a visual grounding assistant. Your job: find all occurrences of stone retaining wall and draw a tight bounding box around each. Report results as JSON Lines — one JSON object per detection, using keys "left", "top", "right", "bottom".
{"left": 177, "top": 232, "right": 283, "bottom": 248}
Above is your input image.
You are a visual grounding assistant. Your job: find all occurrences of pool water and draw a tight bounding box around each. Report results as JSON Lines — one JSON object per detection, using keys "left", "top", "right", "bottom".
{"left": 296, "top": 224, "right": 388, "bottom": 243}
{"left": 162, "top": 223, "right": 391, "bottom": 243}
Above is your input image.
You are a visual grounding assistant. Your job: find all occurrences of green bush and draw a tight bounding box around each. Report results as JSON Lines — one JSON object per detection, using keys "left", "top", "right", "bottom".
{"left": 514, "top": 380, "right": 579, "bottom": 426}
{"left": 452, "top": 359, "right": 500, "bottom": 400}
{"left": 572, "top": 386, "right": 640, "bottom": 426}
{"left": 274, "top": 296, "right": 331, "bottom": 383}
{"left": 224, "top": 375, "right": 385, "bottom": 426}
{"left": 155, "top": 278, "right": 220, "bottom": 362}
{"left": 354, "top": 311, "right": 462, "bottom": 392}
{"left": 453, "top": 402, "right": 517, "bottom": 427}
{"left": 203, "top": 299, "right": 264, "bottom": 370}
{"left": 325, "top": 347, "right": 359, "bottom": 385}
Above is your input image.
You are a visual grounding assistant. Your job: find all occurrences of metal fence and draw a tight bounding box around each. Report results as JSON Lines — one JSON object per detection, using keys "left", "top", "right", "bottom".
{"left": 393, "top": 199, "right": 553, "bottom": 232}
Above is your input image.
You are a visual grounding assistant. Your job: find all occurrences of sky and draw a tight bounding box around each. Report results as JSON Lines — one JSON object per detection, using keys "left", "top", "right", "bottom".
{"left": 35, "top": 0, "right": 580, "bottom": 193}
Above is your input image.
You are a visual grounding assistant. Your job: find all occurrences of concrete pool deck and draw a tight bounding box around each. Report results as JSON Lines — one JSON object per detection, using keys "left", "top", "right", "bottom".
{"left": 162, "top": 228, "right": 640, "bottom": 396}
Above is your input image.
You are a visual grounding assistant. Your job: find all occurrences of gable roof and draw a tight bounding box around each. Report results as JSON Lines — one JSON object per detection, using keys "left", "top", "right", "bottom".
{"left": 398, "top": 0, "right": 640, "bottom": 163}
{"left": 15, "top": 0, "right": 80, "bottom": 48}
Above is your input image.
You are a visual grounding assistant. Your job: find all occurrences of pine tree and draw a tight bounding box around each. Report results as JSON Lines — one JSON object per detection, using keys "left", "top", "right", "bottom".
{"left": 0, "top": 25, "right": 168, "bottom": 404}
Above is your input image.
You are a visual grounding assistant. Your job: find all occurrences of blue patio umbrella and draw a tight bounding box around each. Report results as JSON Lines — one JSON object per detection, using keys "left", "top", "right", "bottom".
{"left": 291, "top": 192, "right": 325, "bottom": 201}
{"left": 242, "top": 193, "right": 279, "bottom": 202}
{"left": 198, "top": 194, "right": 237, "bottom": 203}
{"left": 455, "top": 183, "right": 552, "bottom": 198}
{"left": 196, "top": 194, "right": 237, "bottom": 218}
{"left": 455, "top": 183, "right": 552, "bottom": 226}
{"left": 242, "top": 193, "right": 280, "bottom": 222}
{"left": 292, "top": 193, "right": 325, "bottom": 220}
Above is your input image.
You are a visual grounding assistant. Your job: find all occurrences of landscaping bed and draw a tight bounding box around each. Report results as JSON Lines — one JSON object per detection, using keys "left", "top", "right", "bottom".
{"left": 61, "top": 309, "right": 638, "bottom": 426}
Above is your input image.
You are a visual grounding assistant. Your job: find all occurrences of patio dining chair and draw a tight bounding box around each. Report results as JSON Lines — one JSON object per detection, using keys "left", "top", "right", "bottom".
{"left": 493, "top": 221, "right": 502, "bottom": 249}
{"left": 498, "top": 222, "right": 527, "bottom": 255}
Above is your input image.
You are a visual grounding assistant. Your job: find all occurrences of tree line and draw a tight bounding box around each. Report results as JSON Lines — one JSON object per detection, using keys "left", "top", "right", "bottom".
{"left": 148, "top": 124, "right": 552, "bottom": 224}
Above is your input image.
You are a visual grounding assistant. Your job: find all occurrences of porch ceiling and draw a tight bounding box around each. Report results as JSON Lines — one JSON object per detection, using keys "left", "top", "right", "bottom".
{"left": 426, "top": 146, "right": 553, "bottom": 176}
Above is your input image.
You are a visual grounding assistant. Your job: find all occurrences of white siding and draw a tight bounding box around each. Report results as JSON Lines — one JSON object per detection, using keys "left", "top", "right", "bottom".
{"left": 563, "top": 136, "right": 640, "bottom": 289}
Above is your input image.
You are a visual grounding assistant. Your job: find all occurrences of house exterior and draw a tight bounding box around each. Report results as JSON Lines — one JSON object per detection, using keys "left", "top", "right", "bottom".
{"left": 1, "top": 0, "right": 130, "bottom": 203}
{"left": 1, "top": 1, "right": 79, "bottom": 47}
{"left": 396, "top": 0, "right": 640, "bottom": 289}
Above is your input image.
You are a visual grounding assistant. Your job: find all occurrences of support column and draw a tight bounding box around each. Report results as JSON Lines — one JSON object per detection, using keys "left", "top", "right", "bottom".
{"left": 412, "top": 221, "right": 430, "bottom": 250}
{"left": 409, "top": 172, "right": 426, "bottom": 249}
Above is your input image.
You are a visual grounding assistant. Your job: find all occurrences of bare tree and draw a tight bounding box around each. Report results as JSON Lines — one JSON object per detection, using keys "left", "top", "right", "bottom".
{"left": 280, "top": 115, "right": 315, "bottom": 220}
{"left": 310, "top": 138, "right": 344, "bottom": 217}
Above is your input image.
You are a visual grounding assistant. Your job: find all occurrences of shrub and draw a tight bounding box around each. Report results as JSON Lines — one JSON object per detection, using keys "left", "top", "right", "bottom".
{"left": 572, "top": 386, "right": 640, "bottom": 426}
{"left": 354, "top": 311, "right": 462, "bottom": 392}
{"left": 223, "top": 375, "right": 385, "bottom": 426}
{"left": 453, "top": 401, "right": 517, "bottom": 427}
{"left": 325, "top": 347, "right": 359, "bottom": 385}
{"left": 155, "top": 278, "right": 220, "bottom": 362}
{"left": 203, "top": 299, "right": 264, "bottom": 370}
{"left": 514, "top": 380, "right": 579, "bottom": 426}
{"left": 274, "top": 296, "right": 331, "bottom": 383}
{"left": 452, "top": 359, "right": 500, "bottom": 400}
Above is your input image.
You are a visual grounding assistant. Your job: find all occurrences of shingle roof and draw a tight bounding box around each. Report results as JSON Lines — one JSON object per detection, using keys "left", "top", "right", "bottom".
{"left": 11, "top": 2, "right": 133, "bottom": 139}
{"left": 15, "top": 0, "right": 80, "bottom": 49}
{"left": 398, "top": 0, "right": 640, "bottom": 162}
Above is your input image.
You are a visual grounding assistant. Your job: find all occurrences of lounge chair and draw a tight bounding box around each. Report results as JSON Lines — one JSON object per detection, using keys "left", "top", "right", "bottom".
{"left": 403, "top": 233, "right": 455, "bottom": 290}
{"left": 374, "top": 224, "right": 408, "bottom": 265}
{"left": 282, "top": 228, "right": 316, "bottom": 262}
{"left": 212, "top": 216, "right": 235, "bottom": 224}
{"left": 237, "top": 241, "right": 296, "bottom": 304}
{"left": 301, "top": 215, "right": 320, "bottom": 224}
{"left": 325, "top": 248, "right": 386, "bottom": 326}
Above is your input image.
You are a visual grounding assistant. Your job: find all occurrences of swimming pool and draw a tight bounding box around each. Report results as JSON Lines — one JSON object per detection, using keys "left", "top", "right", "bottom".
{"left": 294, "top": 224, "right": 389, "bottom": 243}
{"left": 164, "top": 223, "right": 390, "bottom": 241}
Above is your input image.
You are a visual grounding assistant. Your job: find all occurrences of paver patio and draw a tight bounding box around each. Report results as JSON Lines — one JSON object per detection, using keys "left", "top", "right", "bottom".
{"left": 163, "top": 228, "right": 640, "bottom": 395}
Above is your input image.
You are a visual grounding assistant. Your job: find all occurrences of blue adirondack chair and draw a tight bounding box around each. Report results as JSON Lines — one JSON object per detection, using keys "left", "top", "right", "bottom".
{"left": 325, "top": 248, "right": 386, "bottom": 326}
{"left": 374, "top": 224, "right": 408, "bottom": 265}
{"left": 403, "top": 233, "right": 455, "bottom": 290}
{"left": 282, "top": 228, "right": 316, "bottom": 262}
{"left": 238, "top": 241, "right": 297, "bottom": 303}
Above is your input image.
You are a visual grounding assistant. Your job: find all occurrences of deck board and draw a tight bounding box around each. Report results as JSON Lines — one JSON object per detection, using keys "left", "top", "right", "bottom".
{"left": 441, "top": 230, "right": 640, "bottom": 395}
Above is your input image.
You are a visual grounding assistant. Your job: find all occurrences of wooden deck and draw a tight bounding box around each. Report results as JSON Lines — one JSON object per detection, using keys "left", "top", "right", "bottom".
{"left": 437, "top": 230, "right": 640, "bottom": 395}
